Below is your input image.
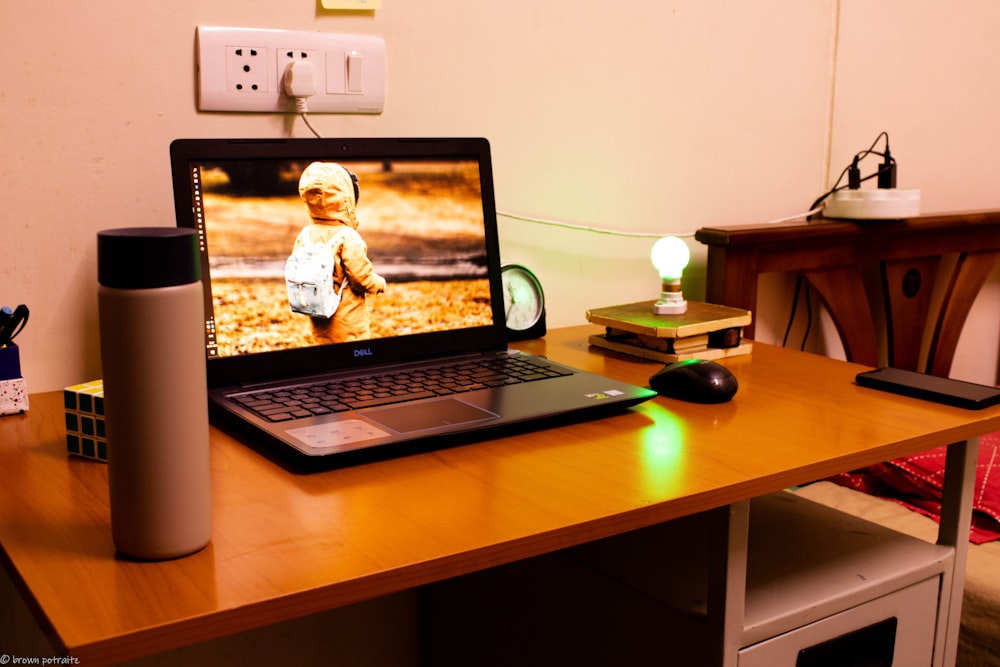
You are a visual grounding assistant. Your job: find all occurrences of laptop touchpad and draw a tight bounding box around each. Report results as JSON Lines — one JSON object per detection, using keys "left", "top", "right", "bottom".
{"left": 363, "top": 398, "right": 499, "bottom": 434}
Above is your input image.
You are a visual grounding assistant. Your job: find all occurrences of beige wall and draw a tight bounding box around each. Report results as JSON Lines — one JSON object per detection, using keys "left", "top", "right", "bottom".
{"left": 2, "top": 1, "right": 998, "bottom": 392}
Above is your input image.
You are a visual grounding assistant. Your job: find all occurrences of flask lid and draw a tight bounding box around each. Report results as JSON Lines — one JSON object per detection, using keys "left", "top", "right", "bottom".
{"left": 98, "top": 227, "right": 200, "bottom": 289}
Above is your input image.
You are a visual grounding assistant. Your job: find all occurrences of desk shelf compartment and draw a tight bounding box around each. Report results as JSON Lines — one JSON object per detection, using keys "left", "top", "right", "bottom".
{"left": 570, "top": 491, "right": 951, "bottom": 666}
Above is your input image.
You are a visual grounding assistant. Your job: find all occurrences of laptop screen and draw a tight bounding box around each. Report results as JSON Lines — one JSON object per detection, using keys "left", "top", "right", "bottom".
{"left": 170, "top": 138, "right": 507, "bottom": 387}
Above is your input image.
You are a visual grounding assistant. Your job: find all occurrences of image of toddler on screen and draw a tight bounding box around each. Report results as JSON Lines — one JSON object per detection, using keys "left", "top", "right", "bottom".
{"left": 286, "top": 162, "right": 386, "bottom": 343}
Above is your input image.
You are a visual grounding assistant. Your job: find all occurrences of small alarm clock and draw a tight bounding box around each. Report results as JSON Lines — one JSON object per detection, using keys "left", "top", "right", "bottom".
{"left": 500, "top": 264, "right": 546, "bottom": 341}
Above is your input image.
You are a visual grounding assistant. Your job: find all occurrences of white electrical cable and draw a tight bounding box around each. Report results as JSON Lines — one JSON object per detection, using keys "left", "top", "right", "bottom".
{"left": 766, "top": 206, "right": 824, "bottom": 224}
{"left": 299, "top": 112, "right": 323, "bottom": 138}
{"left": 496, "top": 210, "right": 669, "bottom": 238}
{"left": 496, "top": 205, "right": 825, "bottom": 239}
{"left": 278, "top": 62, "right": 827, "bottom": 232}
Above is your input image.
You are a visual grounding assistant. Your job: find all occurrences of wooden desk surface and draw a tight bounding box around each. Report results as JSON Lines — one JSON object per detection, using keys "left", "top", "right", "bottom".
{"left": 3, "top": 325, "right": 999, "bottom": 664}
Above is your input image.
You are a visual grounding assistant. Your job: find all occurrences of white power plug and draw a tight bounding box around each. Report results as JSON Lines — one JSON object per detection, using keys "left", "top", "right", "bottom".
{"left": 282, "top": 60, "right": 318, "bottom": 112}
{"left": 281, "top": 60, "right": 324, "bottom": 137}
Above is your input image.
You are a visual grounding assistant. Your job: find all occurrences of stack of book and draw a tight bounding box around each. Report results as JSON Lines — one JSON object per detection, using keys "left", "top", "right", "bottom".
{"left": 586, "top": 300, "right": 753, "bottom": 363}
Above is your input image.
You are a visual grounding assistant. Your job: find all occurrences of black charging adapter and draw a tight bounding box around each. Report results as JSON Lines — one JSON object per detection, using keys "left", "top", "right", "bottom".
{"left": 848, "top": 156, "right": 861, "bottom": 189}
{"left": 877, "top": 146, "right": 897, "bottom": 189}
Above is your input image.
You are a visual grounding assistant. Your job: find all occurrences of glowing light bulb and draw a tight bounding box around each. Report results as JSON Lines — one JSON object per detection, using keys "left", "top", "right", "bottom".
{"left": 650, "top": 236, "right": 690, "bottom": 315}
{"left": 650, "top": 236, "right": 691, "bottom": 280}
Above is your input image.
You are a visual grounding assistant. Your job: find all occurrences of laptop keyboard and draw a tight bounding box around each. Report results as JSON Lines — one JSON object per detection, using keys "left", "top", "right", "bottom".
{"left": 231, "top": 355, "right": 574, "bottom": 423}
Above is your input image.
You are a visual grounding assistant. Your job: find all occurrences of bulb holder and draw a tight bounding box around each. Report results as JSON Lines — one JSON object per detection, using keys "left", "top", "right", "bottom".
{"left": 653, "top": 278, "right": 687, "bottom": 315}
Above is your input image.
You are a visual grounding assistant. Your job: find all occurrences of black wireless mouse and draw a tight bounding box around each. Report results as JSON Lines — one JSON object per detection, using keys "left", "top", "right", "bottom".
{"left": 649, "top": 359, "right": 738, "bottom": 404}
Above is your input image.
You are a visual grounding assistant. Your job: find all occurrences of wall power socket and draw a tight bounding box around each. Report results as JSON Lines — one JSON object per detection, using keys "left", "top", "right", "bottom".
{"left": 197, "top": 26, "right": 385, "bottom": 114}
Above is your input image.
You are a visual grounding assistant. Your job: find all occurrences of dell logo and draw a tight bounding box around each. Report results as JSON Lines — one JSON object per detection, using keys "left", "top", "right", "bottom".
{"left": 354, "top": 347, "right": 373, "bottom": 358}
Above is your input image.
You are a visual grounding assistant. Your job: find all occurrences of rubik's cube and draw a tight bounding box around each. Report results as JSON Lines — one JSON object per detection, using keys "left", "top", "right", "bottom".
{"left": 64, "top": 380, "right": 107, "bottom": 462}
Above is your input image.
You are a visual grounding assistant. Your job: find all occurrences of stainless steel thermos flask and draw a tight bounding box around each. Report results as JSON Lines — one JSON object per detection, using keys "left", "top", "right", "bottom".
{"left": 97, "top": 227, "right": 212, "bottom": 560}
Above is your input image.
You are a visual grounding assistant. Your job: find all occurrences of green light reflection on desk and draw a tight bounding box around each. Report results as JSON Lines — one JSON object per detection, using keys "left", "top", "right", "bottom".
{"left": 638, "top": 408, "right": 686, "bottom": 497}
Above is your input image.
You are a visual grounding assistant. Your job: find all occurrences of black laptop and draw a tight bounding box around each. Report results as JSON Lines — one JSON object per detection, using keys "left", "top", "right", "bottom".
{"left": 170, "top": 137, "right": 655, "bottom": 465}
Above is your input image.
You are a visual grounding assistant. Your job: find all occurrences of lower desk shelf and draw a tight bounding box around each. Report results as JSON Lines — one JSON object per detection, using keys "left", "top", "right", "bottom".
{"left": 428, "top": 491, "right": 952, "bottom": 666}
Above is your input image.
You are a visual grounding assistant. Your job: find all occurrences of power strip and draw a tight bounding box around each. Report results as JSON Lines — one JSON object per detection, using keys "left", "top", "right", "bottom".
{"left": 824, "top": 189, "right": 921, "bottom": 220}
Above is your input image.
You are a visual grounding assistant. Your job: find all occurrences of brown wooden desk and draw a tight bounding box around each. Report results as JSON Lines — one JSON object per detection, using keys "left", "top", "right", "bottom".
{"left": 2, "top": 326, "right": 999, "bottom": 665}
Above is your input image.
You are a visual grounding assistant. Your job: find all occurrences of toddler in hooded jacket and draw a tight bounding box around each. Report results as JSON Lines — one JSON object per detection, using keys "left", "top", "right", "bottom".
{"left": 293, "top": 161, "right": 386, "bottom": 343}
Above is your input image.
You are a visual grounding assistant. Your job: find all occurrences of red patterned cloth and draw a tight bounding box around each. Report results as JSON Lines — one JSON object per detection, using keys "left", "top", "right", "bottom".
{"left": 828, "top": 431, "right": 1000, "bottom": 544}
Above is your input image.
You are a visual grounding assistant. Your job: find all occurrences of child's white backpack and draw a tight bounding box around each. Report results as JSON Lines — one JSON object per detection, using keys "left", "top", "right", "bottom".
{"left": 285, "top": 228, "right": 349, "bottom": 319}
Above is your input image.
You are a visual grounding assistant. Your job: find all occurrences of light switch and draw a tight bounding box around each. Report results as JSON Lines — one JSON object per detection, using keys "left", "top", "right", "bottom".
{"left": 347, "top": 51, "right": 364, "bottom": 93}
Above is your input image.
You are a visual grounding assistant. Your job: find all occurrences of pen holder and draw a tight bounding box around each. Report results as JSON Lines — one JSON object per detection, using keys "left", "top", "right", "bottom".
{"left": 0, "top": 344, "right": 29, "bottom": 415}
